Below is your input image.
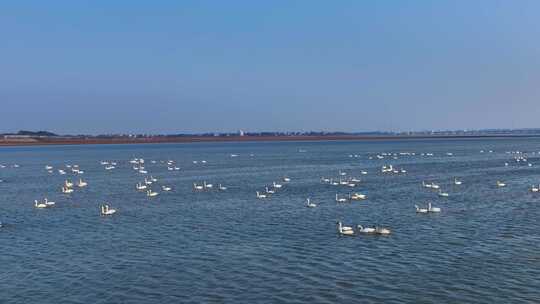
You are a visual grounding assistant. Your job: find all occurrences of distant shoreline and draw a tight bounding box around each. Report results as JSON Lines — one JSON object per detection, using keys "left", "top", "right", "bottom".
{"left": 1, "top": 134, "right": 539, "bottom": 147}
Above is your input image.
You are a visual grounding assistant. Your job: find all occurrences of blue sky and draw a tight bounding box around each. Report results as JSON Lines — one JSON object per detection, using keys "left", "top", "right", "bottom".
{"left": 1, "top": 1, "right": 539, "bottom": 134}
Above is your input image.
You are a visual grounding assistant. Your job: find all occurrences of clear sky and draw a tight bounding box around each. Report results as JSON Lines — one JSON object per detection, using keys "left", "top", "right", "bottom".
{"left": 1, "top": 1, "right": 539, "bottom": 134}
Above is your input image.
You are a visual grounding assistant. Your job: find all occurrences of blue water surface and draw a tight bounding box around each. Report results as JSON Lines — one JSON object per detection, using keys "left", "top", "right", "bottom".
{"left": 1, "top": 138, "right": 539, "bottom": 303}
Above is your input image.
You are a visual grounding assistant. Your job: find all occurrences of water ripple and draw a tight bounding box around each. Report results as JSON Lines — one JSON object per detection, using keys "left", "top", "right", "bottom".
{"left": 1, "top": 139, "right": 540, "bottom": 303}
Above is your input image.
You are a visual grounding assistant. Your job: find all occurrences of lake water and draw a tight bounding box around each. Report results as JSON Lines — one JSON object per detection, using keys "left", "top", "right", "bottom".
{"left": 1, "top": 138, "right": 539, "bottom": 303}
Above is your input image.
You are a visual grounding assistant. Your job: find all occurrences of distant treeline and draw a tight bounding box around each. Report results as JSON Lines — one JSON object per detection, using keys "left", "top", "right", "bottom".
{"left": 3, "top": 129, "right": 540, "bottom": 139}
{"left": 2, "top": 130, "right": 59, "bottom": 137}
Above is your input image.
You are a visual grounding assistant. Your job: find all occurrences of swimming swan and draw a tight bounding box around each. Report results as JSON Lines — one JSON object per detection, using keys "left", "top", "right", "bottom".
{"left": 337, "top": 221, "right": 354, "bottom": 236}
{"left": 101, "top": 204, "right": 116, "bottom": 215}
{"left": 375, "top": 226, "right": 392, "bottom": 235}
{"left": 34, "top": 200, "right": 48, "bottom": 208}
{"left": 335, "top": 194, "right": 348, "bottom": 203}
{"left": 438, "top": 190, "right": 449, "bottom": 197}
{"left": 357, "top": 225, "right": 376, "bottom": 233}
{"left": 147, "top": 190, "right": 159, "bottom": 197}
{"left": 416, "top": 202, "right": 441, "bottom": 213}
{"left": 77, "top": 179, "right": 88, "bottom": 187}
{"left": 62, "top": 186, "right": 74, "bottom": 194}
{"left": 306, "top": 198, "right": 317, "bottom": 208}
{"left": 44, "top": 198, "right": 55, "bottom": 206}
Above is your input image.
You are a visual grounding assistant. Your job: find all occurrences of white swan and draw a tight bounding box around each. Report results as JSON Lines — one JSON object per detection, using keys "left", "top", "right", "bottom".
{"left": 381, "top": 165, "right": 393, "bottom": 173}
{"left": 454, "top": 178, "right": 462, "bottom": 185}
{"left": 273, "top": 182, "right": 283, "bottom": 189}
{"left": 203, "top": 181, "right": 213, "bottom": 189}
{"left": 416, "top": 202, "right": 441, "bottom": 213}
{"left": 34, "top": 200, "right": 48, "bottom": 208}
{"left": 136, "top": 183, "right": 147, "bottom": 190}
{"left": 337, "top": 221, "right": 354, "bottom": 235}
{"left": 428, "top": 202, "right": 441, "bottom": 212}
{"left": 283, "top": 177, "right": 291, "bottom": 182}
{"left": 496, "top": 181, "right": 506, "bottom": 187}
{"left": 62, "top": 186, "right": 74, "bottom": 194}
{"left": 415, "top": 205, "right": 428, "bottom": 213}
{"left": 101, "top": 204, "right": 116, "bottom": 215}
{"left": 335, "top": 194, "right": 348, "bottom": 203}
{"left": 306, "top": 198, "right": 317, "bottom": 208}
{"left": 77, "top": 179, "right": 88, "bottom": 187}
{"left": 438, "top": 190, "right": 449, "bottom": 197}
{"left": 265, "top": 187, "right": 275, "bottom": 194}
{"left": 193, "top": 183, "right": 203, "bottom": 190}
{"left": 147, "top": 190, "right": 159, "bottom": 197}
{"left": 162, "top": 186, "right": 172, "bottom": 192}
{"left": 357, "top": 225, "right": 376, "bottom": 233}
{"left": 218, "top": 184, "right": 227, "bottom": 191}
{"left": 64, "top": 180, "right": 73, "bottom": 188}
{"left": 350, "top": 193, "right": 367, "bottom": 200}
{"left": 531, "top": 185, "right": 539, "bottom": 192}
{"left": 256, "top": 191, "right": 267, "bottom": 199}
{"left": 375, "top": 226, "right": 392, "bottom": 235}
